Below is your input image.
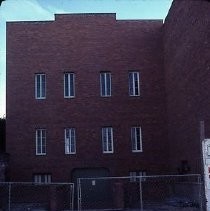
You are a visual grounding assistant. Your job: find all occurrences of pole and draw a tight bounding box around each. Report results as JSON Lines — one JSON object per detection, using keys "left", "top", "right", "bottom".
{"left": 139, "top": 177, "right": 143, "bottom": 211}
{"left": 77, "top": 179, "right": 81, "bottom": 211}
{"left": 8, "top": 183, "right": 11, "bottom": 211}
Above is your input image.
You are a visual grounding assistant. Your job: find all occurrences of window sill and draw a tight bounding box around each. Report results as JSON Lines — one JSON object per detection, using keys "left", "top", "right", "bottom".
{"left": 64, "top": 96, "right": 75, "bottom": 99}
{"left": 100, "top": 95, "right": 112, "bottom": 97}
{"left": 35, "top": 97, "right": 46, "bottom": 100}
{"left": 132, "top": 150, "right": 143, "bottom": 153}
{"left": 103, "top": 151, "right": 114, "bottom": 154}
{"left": 129, "top": 95, "right": 140, "bottom": 97}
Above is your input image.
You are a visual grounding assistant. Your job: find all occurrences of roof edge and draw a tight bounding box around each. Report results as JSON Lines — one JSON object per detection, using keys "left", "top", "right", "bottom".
{"left": 55, "top": 13, "right": 116, "bottom": 21}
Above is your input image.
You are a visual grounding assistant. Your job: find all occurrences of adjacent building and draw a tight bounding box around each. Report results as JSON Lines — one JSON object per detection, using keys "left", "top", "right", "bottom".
{"left": 6, "top": 13, "right": 168, "bottom": 182}
{"left": 164, "top": 0, "right": 210, "bottom": 175}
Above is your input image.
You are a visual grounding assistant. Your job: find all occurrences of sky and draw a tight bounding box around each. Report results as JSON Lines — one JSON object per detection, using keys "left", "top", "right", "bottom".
{"left": 0, "top": 0, "right": 172, "bottom": 118}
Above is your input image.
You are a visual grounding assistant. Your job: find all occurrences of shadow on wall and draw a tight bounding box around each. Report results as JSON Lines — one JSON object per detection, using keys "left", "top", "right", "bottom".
{"left": 0, "top": 153, "right": 9, "bottom": 182}
{"left": 0, "top": 118, "right": 8, "bottom": 182}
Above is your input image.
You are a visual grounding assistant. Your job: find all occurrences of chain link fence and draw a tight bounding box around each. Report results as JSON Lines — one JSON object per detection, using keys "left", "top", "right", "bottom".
{"left": 77, "top": 174, "right": 203, "bottom": 211}
{"left": 0, "top": 182, "right": 74, "bottom": 211}
{"left": 0, "top": 175, "right": 203, "bottom": 210}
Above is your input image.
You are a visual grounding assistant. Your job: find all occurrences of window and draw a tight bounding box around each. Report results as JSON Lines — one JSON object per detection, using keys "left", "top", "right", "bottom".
{"left": 129, "top": 171, "right": 146, "bottom": 182}
{"left": 64, "top": 73, "right": 75, "bottom": 98}
{"left": 100, "top": 72, "right": 111, "bottom": 97}
{"left": 34, "top": 174, "right": 51, "bottom": 183}
{"left": 129, "top": 72, "right": 140, "bottom": 96}
{"left": 102, "top": 127, "right": 113, "bottom": 153}
{"left": 131, "top": 127, "right": 142, "bottom": 152}
{"left": 65, "top": 128, "right": 76, "bottom": 154}
{"left": 36, "top": 129, "right": 46, "bottom": 155}
{"left": 35, "top": 74, "right": 46, "bottom": 99}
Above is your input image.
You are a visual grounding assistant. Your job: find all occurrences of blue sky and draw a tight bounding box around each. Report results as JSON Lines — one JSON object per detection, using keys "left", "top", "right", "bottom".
{"left": 0, "top": 0, "right": 172, "bottom": 117}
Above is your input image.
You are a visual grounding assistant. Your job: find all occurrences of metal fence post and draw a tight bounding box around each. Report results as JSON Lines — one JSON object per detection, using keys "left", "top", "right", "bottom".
{"left": 72, "top": 183, "right": 74, "bottom": 210}
{"left": 70, "top": 183, "right": 74, "bottom": 210}
{"left": 77, "top": 178, "right": 82, "bottom": 211}
{"left": 139, "top": 176, "right": 143, "bottom": 211}
{"left": 8, "top": 183, "right": 11, "bottom": 211}
{"left": 198, "top": 175, "right": 203, "bottom": 211}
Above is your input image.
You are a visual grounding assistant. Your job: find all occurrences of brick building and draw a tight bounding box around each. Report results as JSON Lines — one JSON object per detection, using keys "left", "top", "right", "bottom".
{"left": 6, "top": 0, "right": 210, "bottom": 183}
{"left": 164, "top": 0, "right": 210, "bottom": 175}
{"left": 6, "top": 14, "right": 168, "bottom": 182}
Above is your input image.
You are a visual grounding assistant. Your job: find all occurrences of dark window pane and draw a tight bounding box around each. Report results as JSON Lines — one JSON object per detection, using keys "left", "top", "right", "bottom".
{"left": 102, "top": 128, "right": 107, "bottom": 151}
{"left": 131, "top": 128, "right": 135, "bottom": 150}
{"left": 134, "top": 73, "right": 139, "bottom": 95}
{"left": 37, "top": 139, "right": 41, "bottom": 154}
{"left": 41, "top": 75, "right": 46, "bottom": 97}
{"left": 70, "top": 74, "right": 74, "bottom": 96}
{"left": 107, "top": 74, "right": 111, "bottom": 96}
{"left": 64, "top": 74, "right": 69, "bottom": 97}
{"left": 101, "top": 74, "right": 105, "bottom": 96}
{"left": 37, "top": 75, "right": 41, "bottom": 98}
{"left": 129, "top": 73, "right": 133, "bottom": 95}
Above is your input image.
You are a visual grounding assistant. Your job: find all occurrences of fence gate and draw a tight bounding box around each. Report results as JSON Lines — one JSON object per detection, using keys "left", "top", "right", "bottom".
{"left": 77, "top": 175, "right": 202, "bottom": 211}
{"left": 0, "top": 182, "right": 74, "bottom": 211}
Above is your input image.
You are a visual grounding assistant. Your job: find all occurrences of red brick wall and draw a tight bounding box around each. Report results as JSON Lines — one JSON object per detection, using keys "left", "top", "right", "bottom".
{"left": 164, "top": 0, "right": 210, "bottom": 174}
{"left": 6, "top": 14, "right": 168, "bottom": 182}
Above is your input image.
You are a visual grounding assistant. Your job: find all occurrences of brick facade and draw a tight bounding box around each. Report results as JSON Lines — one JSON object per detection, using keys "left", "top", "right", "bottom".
{"left": 7, "top": 0, "right": 210, "bottom": 182}
{"left": 164, "top": 0, "right": 210, "bottom": 174}
{"left": 6, "top": 14, "right": 168, "bottom": 182}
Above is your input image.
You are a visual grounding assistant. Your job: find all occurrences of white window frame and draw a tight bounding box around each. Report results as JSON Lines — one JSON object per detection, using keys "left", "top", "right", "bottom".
{"left": 36, "top": 129, "right": 46, "bottom": 155}
{"left": 35, "top": 74, "right": 46, "bottom": 99}
{"left": 65, "top": 128, "right": 76, "bottom": 154}
{"left": 129, "top": 171, "right": 146, "bottom": 182}
{"left": 129, "top": 72, "right": 140, "bottom": 96}
{"left": 64, "top": 72, "right": 75, "bottom": 98}
{"left": 131, "top": 126, "right": 143, "bottom": 152}
{"left": 34, "top": 174, "right": 51, "bottom": 184}
{"left": 102, "top": 127, "right": 114, "bottom": 153}
{"left": 100, "top": 72, "right": 111, "bottom": 97}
